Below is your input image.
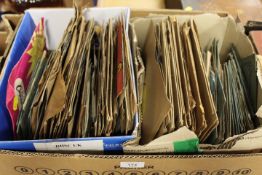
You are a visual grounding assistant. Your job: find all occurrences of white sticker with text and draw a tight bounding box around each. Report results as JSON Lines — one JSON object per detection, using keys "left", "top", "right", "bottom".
{"left": 120, "top": 162, "right": 145, "bottom": 168}
{"left": 34, "top": 140, "right": 103, "bottom": 151}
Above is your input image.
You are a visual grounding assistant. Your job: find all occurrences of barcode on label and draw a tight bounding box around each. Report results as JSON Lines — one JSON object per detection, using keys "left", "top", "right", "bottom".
{"left": 120, "top": 162, "right": 145, "bottom": 168}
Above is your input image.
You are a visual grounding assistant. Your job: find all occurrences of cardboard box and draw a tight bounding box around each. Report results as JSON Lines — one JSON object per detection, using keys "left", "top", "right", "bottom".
{"left": 0, "top": 32, "right": 8, "bottom": 56}
{"left": 0, "top": 14, "right": 22, "bottom": 46}
{"left": 0, "top": 14, "right": 22, "bottom": 59}
{"left": 0, "top": 14, "right": 22, "bottom": 78}
{"left": 0, "top": 150, "right": 261, "bottom": 174}
{"left": 0, "top": 8, "right": 262, "bottom": 175}
{"left": 123, "top": 9, "right": 262, "bottom": 154}
{"left": 97, "top": 0, "right": 183, "bottom": 9}
{"left": 0, "top": 7, "right": 138, "bottom": 153}
{"left": 97, "top": 0, "right": 167, "bottom": 9}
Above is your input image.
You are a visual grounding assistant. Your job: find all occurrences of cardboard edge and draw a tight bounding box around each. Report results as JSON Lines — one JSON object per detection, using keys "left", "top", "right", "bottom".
{"left": 97, "top": 0, "right": 166, "bottom": 9}
{"left": 1, "top": 14, "right": 23, "bottom": 41}
{"left": 0, "top": 150, "right": 262, "bottom": 159}
{"left": 130, "top": 9, "right": 228, "bottom": 18}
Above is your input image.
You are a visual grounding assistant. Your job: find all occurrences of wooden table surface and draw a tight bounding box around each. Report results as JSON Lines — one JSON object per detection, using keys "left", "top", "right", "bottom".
{"left": 181, "top": 0, "right": 262, "bottom": 23}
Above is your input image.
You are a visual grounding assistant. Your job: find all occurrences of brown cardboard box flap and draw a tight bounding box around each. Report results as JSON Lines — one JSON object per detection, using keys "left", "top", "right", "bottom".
{"left": 135, "top": 13, "right": 254, "bottom": 59}
{"left": 1, "top": 150, "right": 262, "bottom": 174}
{"left": 0, "top": 32, "right": 8, "bottom": 55}
{"left": 201, "top": 127, "right": 262, "bottom": 153}
{"left": 1, "top": 14, "right": 23, "bottom": 42}
{"left": 124, "top": 127, "right": 198, "bottom": 154}
{"left": 97, "top": 0, "right": 166, "bottom": 9}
